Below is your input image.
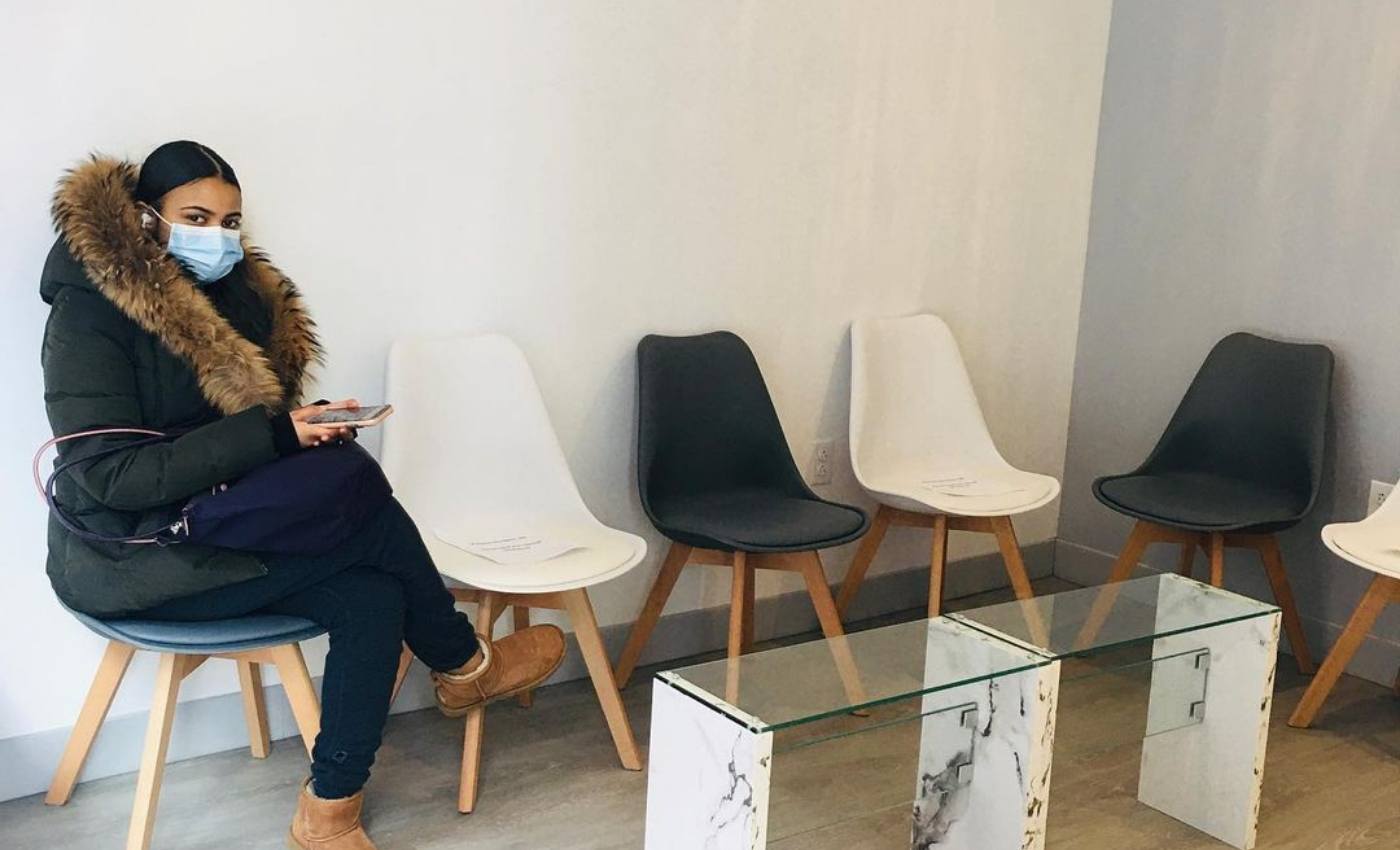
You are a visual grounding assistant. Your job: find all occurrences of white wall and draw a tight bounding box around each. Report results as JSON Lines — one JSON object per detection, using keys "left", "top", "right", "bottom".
{"left": 0, "top": 0, "right": 1110, "bottom": 770}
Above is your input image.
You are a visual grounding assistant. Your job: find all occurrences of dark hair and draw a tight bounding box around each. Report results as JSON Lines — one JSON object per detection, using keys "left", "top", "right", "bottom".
{"left": 134, "top": 140, "right": 240, "bottom": 207}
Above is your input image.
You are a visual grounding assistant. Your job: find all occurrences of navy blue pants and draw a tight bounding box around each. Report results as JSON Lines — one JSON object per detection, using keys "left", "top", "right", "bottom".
{"left": 137, "top": 497, "right": 479, "bottom": 798}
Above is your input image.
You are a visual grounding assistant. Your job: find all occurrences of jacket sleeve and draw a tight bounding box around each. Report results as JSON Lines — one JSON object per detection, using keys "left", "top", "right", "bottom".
{"left": 42, "top": 288, "right": 280, "bottom": 511}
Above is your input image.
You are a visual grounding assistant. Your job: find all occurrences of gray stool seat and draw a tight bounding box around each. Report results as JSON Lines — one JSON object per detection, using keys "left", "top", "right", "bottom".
{"left": 66, "top": 607, "right": 325, "bottom": 654}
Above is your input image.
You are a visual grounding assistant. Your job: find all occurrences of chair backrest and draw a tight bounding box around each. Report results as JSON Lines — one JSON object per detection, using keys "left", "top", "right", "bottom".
{"left": 849, "top": 314, "right": 1004, "bottom": 484}
{"left": 381, "top": 334, "right": 588, "bottom": 527}
{"left": 1140, "top": 332, "right": 1333, "bottom": 502}
{"left": 636, "top": 331, "right": 810, "bottom": 516}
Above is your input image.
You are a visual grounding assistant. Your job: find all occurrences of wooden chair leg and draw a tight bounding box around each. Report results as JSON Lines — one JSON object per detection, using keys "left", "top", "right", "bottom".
{"left": 268, "top": 644, "right": 321, "bottom": 758}
{"left": 725, "top": 553, "right": 749, "bottom": 703}
{"left": 800, "top": 551, "right": 869, "bottom": 709}
{"left": 741, "top": 564, "right": 756, "bottom": 652}
{"left": 927, "top": 514, "right": 950, "bottom": 618}
{"left": 1075, "top": 520, "right": 1158, "bottom": 649}
{"left": 835, "top": 504, "right": 893, "bottom": 618}
{"left": 236, "top": 661, "right": 271, "bottom": 759}
{"left": 459, "top": 592, "right": 498, "bottom": 814}
{"left": 615, "top": 542, "right": 691, "bottom": 687}
{"left": 989, "top": 515, "right": 1049, "bottom": 646}
{"left": 1255, "top": 536, "right": 1317, "bottom": 674}
{"left": 390, "top": 643, "right": 414, "bottom": 707}
{"left": 1289, "top": 574, "right": 1398, "bottom": 727}
{"left": 459, "top": 707, "right": 487, "bottom": 814}
{"left": 1208, "top": 533, "right": 1226, "bottom": 587}
{"left": 126, "top": 653, "right": 186, "bottom": 850}
{"left": 1176, "top": 542, "right": 1197, "bottom": 577}
{"left": 46, "top": 640, "right": 136, "bottom": 806}
{"left": 563, "top": 589, "right": 642, "bottom": 770}
{"left": 727, "top": 552, "right": 750, "bottom": 661}
{"left": 513, "top": 607, "right": 535, "bottom": 708}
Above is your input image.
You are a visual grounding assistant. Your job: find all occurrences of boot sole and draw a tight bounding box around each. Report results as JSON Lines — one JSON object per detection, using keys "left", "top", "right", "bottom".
{"left": 286, "top": 830, "right": 306, "bottom": 849}
{"left": 434, "top": 647, "right": 568, "bottom": 718}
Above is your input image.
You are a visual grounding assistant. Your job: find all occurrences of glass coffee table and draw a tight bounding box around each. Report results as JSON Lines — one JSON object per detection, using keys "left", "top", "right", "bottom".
{"left": 643, "top": 574, "right": 1280, "bottom": 850}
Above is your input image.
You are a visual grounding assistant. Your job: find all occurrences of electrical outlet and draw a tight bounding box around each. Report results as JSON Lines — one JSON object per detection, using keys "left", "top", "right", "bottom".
{"left": 1367, "top": 479, "right": 1393, "bottom": 516}
{"left": 811, "top": 440, "right": 835, "bottom": 485}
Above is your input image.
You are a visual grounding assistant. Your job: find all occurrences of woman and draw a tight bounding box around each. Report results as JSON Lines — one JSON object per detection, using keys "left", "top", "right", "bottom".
{"left": 41, "top": 141, "right": 566, "bottom": 849}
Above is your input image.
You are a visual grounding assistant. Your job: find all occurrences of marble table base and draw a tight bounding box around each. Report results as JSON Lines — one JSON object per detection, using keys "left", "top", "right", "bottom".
{"left": 1138, "top": 611, "right": 1281, "bottom": 850}
{"left": 912, "top": 651, "right": 1060, "bottom": 849}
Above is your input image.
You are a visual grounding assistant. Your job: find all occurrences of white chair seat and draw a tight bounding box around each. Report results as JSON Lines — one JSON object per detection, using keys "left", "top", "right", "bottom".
{"left": 425, "top": 521, "right": 647, "bottom": 594}
{"left": 860, "top": 464, "right": 1060, "bottom": 517}
{"left": 1321, "top": 520, "right": 1400, "bottom": 580}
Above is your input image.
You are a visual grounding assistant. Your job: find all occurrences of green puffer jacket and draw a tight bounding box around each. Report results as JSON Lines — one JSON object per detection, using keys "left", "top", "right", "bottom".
{"left": 40, "top": 156, "right": 323, "bottom": 616}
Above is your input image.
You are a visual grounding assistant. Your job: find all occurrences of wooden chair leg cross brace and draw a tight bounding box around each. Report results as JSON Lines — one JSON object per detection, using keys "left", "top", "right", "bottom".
{"left": 614, "top": 543, "right": 867, "bottom": 708}
{"left": 1078, "top": 520, "right": 1316, "bottom": 674}
{"left": 835, "top": 506, "right": 1048, "bottom": 645}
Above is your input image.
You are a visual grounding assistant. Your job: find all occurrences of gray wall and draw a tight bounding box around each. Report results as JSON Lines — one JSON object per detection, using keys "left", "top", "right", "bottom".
{"left": 1057, "top": 0, "right": 1400, "bottom": 684}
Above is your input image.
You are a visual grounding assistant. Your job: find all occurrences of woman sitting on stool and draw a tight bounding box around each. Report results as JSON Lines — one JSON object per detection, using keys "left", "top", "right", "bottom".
{"left": 39, "top": 140, "right": 566, "bottom": 849}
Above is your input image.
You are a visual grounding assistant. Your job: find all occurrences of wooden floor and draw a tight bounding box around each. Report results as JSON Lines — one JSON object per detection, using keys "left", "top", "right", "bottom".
{"left": 2, "top": 578, "right": 1395, "bottom": 849}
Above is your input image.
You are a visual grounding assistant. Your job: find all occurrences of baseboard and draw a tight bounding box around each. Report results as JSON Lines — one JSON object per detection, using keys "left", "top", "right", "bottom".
{"left": 0, "top": 542, "right": 1052, "bottom": 804}
{"left": 1052, "top": 538, "right": 1399, "bottom": 687}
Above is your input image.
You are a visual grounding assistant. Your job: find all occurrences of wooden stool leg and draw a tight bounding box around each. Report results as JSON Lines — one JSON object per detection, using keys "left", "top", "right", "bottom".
{"left": 835, "top": 505, "right": 893, "bottom": 618}
{"left": 268, "top": 644, "right": 321, "bottom": 758}
{"left": 236, "top": 661, "right": 271, "bottom": 759}
{"left": 1254, "top": 536, "right": 1316, "bottom": 674}
{"left": 615, "top": 542, "right": 691, "bottom": 688}
{"left": 1075, "top": 520, "right": 1157, "bottom": 650}
{"left": 459, "top": 592, "right": 498, "bottom": 813}
{"left": 563, "top": 589, "right": 642, "bottom": 770}
{"left": 512, "top": 607, "right": 535, "bottom": 708}
{"left": 928, "top": 514, "right": 950, "bottom": 618}
{"left": 1289, "top": 574, "right": 1397, "bottom": 727}
{"left": 390, "top": 643, "right": 414, "bottom": 707}
{"left": 1208, "top": 533, "right": 1226, "bottom": 587}
{"left": 126, "top": 654, "right": 185, "bottom": 850}
{"left": 46, "top": 640, "right": 136, "bottom": 806}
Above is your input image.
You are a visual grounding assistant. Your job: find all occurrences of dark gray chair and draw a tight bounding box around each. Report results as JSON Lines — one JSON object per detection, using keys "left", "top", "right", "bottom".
{"left": 614, "top": 331, "right": 868, "bottom": 687}
{"left": 1092, "top": 332, "right": 1332, "bottom": 673}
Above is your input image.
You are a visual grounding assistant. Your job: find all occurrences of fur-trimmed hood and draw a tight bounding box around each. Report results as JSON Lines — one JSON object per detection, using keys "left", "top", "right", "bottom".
{"left": 44, "top": 156, "right": 323, "bottom": 414}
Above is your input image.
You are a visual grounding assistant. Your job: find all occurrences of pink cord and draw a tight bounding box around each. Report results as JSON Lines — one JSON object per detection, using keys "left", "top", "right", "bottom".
{"left": 32, "top": 427, "right": 166, "bottom": 503}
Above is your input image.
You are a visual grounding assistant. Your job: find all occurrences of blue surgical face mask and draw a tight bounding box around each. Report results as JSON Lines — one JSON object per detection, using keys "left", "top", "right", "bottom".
{"left": 152, "top": 210, "right": 244, "bottom": 284}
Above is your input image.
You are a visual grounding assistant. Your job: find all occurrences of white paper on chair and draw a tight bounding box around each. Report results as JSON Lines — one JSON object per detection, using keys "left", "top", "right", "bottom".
{"left": 921, "top": 473, "right": 1026, "bottom": 498}
{"left": 433, "top": 529, "right": 581, "bottom": 565}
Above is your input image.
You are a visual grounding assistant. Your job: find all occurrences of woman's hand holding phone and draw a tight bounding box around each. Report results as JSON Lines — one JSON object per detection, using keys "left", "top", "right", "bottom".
{"left": 291, "top": 399, "right": 360, "bottom": 448}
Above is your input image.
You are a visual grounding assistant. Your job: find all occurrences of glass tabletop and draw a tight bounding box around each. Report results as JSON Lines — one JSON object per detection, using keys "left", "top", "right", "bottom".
{"left": 658, "top": 616, "right": 1048, "bottom": 732}
{"left": 948, "top": 573, "right": 1278, "bottom": 658}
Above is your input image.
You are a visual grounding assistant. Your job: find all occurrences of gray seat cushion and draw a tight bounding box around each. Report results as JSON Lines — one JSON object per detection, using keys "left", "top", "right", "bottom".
{"left": 1095, "top": 472, "right": 1309, "bottom": 533}
{"left": 67, "top": 608, "right": 325, "bottom": 654}
{"left": 652, "top": 489, "right": 868, "bottom": 552}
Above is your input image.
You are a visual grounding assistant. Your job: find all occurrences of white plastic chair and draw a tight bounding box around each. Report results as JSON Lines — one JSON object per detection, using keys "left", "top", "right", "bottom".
{"left": 1288, "top": 484, "right": 1400, "bottom": 727}
{"left": 381, "top": 333, "right": 645, "bottom": 813}
{"left": 836, "top": 314, "right": 1061, "bottom": 619}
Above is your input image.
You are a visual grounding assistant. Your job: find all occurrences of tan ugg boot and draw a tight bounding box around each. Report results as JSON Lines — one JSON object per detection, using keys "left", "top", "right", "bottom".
{"left": 287, "top": 780, "right": 377, "bottom": 850}
{"left": 432, "top": 624, "right": 566, "bottom": 717}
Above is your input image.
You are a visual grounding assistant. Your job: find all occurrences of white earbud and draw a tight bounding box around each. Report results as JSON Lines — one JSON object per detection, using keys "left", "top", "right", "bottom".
{"left": 141, "top": 211, "right": 154, "bottom": 228}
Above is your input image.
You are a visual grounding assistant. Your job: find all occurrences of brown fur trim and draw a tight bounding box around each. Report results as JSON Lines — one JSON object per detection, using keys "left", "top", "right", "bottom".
{"left": 50, "top": 156, "right": 322, "bottom": 415}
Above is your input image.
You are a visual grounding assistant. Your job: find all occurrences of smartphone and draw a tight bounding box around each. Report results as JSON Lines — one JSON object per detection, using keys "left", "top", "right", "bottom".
{"left": 306, "top": 404, "right": 394, "bottom": 427}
